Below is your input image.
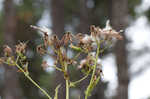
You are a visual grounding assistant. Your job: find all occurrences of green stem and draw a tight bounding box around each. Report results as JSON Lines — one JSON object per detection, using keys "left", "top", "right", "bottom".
{"left": 85, "top": 42, "right": 100, "bottom": 99}
{"left": 64, "top": 63, "right": 69, "bottom": 99}
{"left": 85, "top": 94, "right": 88, "bottom": 99}
{"left": 72, "top": 74, "right": 88, "bottom": 85}
{"left": 15, "top": 63, "right": 52, "bottom": 99}
{"left": 49, "top": 65, "right": 62, "bottom": 72}
{"left": 66, "top": 79, "right": 69, "bottom": 99}
{"left": 73, "top": 52, "right": 81, "bottom": 60}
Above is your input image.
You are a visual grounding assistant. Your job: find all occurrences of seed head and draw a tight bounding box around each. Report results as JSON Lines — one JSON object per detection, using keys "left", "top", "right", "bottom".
{"left": 15, "top": 42, "right": 27, "bottom": 54}
{"left": 3, "top": 45, "right": 12, "bottom": 56}
{"left": 36, "top": 45, "right": 46, "bottom": 55}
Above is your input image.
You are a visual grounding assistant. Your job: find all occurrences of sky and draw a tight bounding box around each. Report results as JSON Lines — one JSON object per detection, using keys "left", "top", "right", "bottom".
{"left": 1, "top": 0, "right": 150, "bottom": 99}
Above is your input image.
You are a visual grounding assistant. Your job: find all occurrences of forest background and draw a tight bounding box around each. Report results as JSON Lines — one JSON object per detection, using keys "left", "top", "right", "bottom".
{"left": 0, "top": 0, "right": 150, "bottom": 99}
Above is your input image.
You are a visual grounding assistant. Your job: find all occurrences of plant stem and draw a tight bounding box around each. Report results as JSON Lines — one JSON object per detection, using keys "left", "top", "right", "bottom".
{"left": 85, "top": 42, "right": 100, "bottom": 99}
{"left": 66, "top": 79, "right": 69, "bottom": 99}
{"left": 58, "top": 48, "right": 69, "bottom": 99}
{"left": 64, "top": 63, "right": 69, "bottom": 99}
{"left": 15, "top": 63, "right": 52, "bottom": 99}
{"left": 72, "top": 74, "right": 88, "bottom": 85}
{"left": 85, "top": 94, "right": 88, "bottom": 99}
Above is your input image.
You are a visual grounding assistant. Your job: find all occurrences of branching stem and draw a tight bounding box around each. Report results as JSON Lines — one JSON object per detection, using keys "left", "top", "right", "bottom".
{"left": 15, "top": 63, "right": 52, "bottom": 99}
{"left": 85, "top": 41, "right": 100, "bottom": 99}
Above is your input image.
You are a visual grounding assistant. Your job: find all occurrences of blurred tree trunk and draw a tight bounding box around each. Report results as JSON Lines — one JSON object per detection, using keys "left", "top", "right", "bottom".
{"left": 50, "top": 0, "right": 65, "bottom": 98}
{"left": 77, "top": 0, "right": 89, "bottom": 33}
{"left": 2, "top": 0, "right": 23, "bottom": 99}
{"left": 51, "top": 0, "right": 64, "bottom": 37}
{"left": 110, "top": 0, "right": 130, "bottom": 99}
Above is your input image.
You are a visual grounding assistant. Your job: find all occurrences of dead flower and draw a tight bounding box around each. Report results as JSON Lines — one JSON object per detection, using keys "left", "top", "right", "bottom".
{"left": 36, "top": 44, "right": 46, "bottom": 55}
{"left": 3, "top": 45, "right": 12, "bottom": 56}
{"left": 15, "top": 42, "right": 27, "bottom": 54}
{"left": 41, "top": 61, "right": 49, "bottom": 69}
{"left": 60, "top": 32, "right": 73, "bottom": 46}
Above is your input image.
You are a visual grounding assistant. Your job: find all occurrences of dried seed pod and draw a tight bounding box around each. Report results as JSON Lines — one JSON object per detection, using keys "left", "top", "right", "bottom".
{"left": 51, "top": 35, "right": 61, "bottom": 49}
{"left": 15, "top": 42, "right": 27, "bottom": 54}
{"left": 90, "top": 25, "right": 96, "bottom": 32}
{"left": 36, "top": 44, "right": 46, "bottom": 55}
{"left": 61, "top": 32, "right": 73, "bottom": 46}
{"left": 3, "top": 45, "right": 12, "bottom": 56}
{"left": 43, "top": 32, "right": 49, "bottom": 47}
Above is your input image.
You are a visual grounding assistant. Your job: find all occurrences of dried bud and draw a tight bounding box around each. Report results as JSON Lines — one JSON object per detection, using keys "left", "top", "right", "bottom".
{"left": 60, "top": 32, "right": 73, "bottom": 46}
{"left": 3, "top": 45, "right": 12, "bottom": 56}
{"left": 67, "top": 59, "right": 77, "bottom": 65}
{"left": 51, "top": 35, "right": 61, "bottom": 49}
{"left": 15, "top": 42, "right": 27, "bottom": 54}
{"left": 41, "top": 61, "right": 49, "bottom": 69}
{"left": 36, "top": 45, "right": 46, "bottom": 55}
{"left": 78, "top": 59, "right": 86, "bottom": 69}
{"left": 81, "top": 35, "right": 93, "bottom": 44}
{"left": 43, "top": 32, "right": 49, "bottom": 47}
{"left": 90, "top": 25, "right": 96, "bottom": 32}
{"left": 75, "top": 33, "right": 84, "bottom": 40}
{"left": 102, "top": 20, "right": 123, "bottom": 40}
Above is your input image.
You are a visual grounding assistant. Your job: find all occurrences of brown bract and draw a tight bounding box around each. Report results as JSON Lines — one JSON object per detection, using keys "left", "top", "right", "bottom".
{"left": 3, "top": 45, "right": 12, "bottom": 56}
{"left": 60, "top": 32, "right": 73, "bottom": 46}
{"left": 15, "top": 42, "right": 27, "bottom": 54}
{"left": 43, "top": 32, "right": 49, "bottom": 47}
{"left": 90, "top": 25, "right": 123, "bottom": 41}
{"left": 36, "top": 44, "right": 46, "bottom": 55}
{"left": 102, "top": 29, "right": 123, "bottom": 40}
{"left": 50, "top": 35, "right": 61, "bottom": 49}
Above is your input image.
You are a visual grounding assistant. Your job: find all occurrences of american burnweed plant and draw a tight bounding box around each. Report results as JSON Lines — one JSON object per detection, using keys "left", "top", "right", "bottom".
{"left": 0, "top": 20, "right": 123, "bottom": 99}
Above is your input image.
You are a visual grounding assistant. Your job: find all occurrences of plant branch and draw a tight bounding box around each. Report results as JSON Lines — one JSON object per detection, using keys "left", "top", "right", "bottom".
{"left": 71, "top": 74, "right": 89, "bottom": 86}
{"left": 85, "top": 41, "right": 100, "bottom": 99}
{"left": 15, "top": 63, "right": 52, "bottom": 99}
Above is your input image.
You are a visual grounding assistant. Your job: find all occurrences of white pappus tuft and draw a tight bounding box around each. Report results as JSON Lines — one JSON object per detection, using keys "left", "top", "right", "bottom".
{"left": 82, "top": 34, "right": 92, "bottom": 43}
{"left": 30, "top": 25, "right": 52, "bottom": 36}
{"left": 103, "top": 20, "right": 112, "bottom": 31}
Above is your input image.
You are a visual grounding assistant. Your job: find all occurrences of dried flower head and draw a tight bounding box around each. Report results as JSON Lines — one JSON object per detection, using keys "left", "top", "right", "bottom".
{"left": 89, "top": 21, "right": 123, "bottom": 43}
{"left": 43, "top": 32, "right": 49, "bottom": 47}
{"left": 102, "top": 20, "right": 123, "bottom": 40}
{"left": 3, "top": 45, "right": 12, "bottom": 56}
{"left": 41, "top": 61, "right": 49, "bottom": 70}
{"left": 78, "top": 59, "right": 87, "bottom": 69}
{"left": 50, "top": 35, "right": 61, "bottom": 49}
{"left": 60, "top": 32, "right": 73, "bottom": 46}
{"left": 36, "top": 44, "right": 46, "bottom": 55}
{"left": 78, "top": 54, "right": 95, "bottom": 73}
{"left": 15, "top": 42, "right": 27, "bottom": 54}
{"left": 30, "top": 25, "right": 52, "bottom": 36}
